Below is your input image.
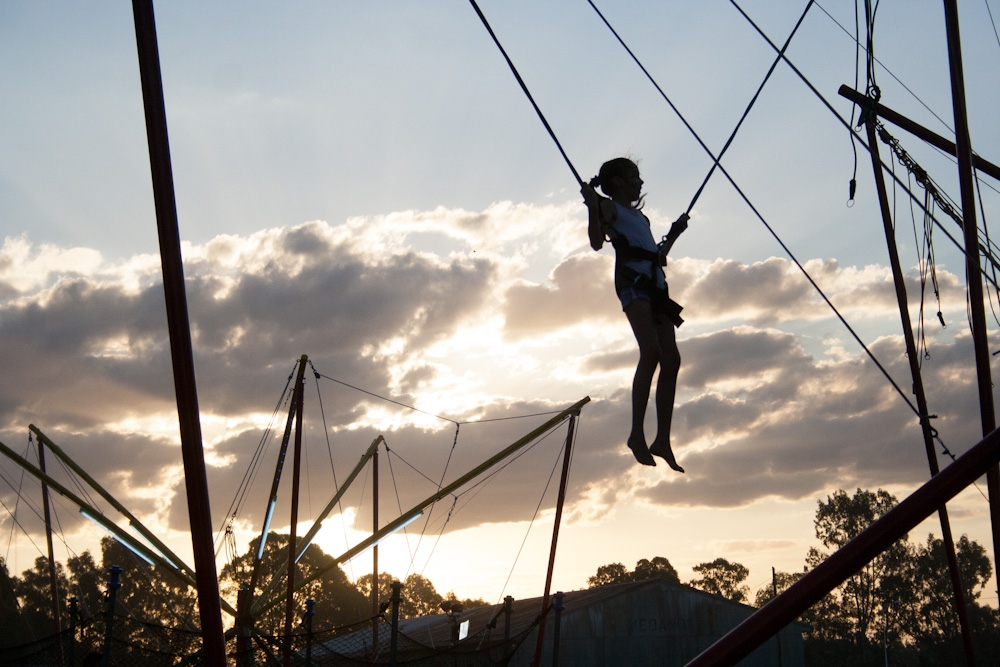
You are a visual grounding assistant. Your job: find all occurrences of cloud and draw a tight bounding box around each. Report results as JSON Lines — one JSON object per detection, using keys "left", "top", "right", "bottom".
{"left": 502, "top": 252, "right": 619, "bottom": 337}
{"left": 0, "top": 206, "right": 991, "bottom": 553}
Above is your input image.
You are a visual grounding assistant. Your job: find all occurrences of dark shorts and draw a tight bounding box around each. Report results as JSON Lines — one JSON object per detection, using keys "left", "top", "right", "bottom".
{"left": 615, "top": 269, "right": 684, "bottom": 327}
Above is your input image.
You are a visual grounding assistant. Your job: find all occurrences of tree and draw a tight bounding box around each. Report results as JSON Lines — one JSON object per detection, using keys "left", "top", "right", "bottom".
{"left": 356, "top": 571, "right": 397, "bottom": 610}
{"left": 688, "top": 558, "right": 750, "bottom": 603}
{"left": 9, "top": 556, "right": 70, "bottom": 641}
{"left": 356, "top": 572, "right": 486, "bottom": 619}
{"left": 443, "top": 589, "right": 487, "bottom": 612}
{"left": 65, "top": 550, "right": 105, "bottom": 624}
{"left": 806, "top": 488, "right": 913, "bottom": 645}
{"left": 907, "top": 533, "right": 994, "bottom": 643}
{"left": 753, "top": 568, "right": 804, "bottom": 608}
{"left": 633, "top": 557, "right": 680, "bottom": 584}
{"left": 587, "top": 556, "right": 680, "bottom": 588}
{"left": 398, "top": 573, "right": 444, "bottom": 618}
{"left": 101, "top": 537, "right": 200, "bottom": 631}
{"left": 0, "top": 557, "right": 36, "bottom": 648}
{"left": 587, "top": 562, "right": 631, "bottom": 588}
{"left": 219, "top": 532, "right": 368, "bottom": 633}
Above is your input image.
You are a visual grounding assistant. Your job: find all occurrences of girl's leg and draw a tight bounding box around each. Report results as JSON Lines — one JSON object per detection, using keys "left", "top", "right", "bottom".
{"left": 624, "top": 299, "right": 661, "bottom": 466}
{"left": 649, "top": 319, "right": 683, "bottom": 472}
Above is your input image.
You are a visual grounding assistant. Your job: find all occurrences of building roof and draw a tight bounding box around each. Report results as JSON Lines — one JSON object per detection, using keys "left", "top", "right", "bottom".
{"left": 319, "top": 578, "right": 808, "bottom": 660}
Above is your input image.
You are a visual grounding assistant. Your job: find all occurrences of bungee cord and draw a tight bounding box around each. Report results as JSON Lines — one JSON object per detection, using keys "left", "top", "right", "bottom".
{"left": 467, "top": 0, "right": 584, "bottom": 186}
{"left": 682, "top": 0, "right": 816, "bottom": 215}
{"left": 588, "top": 0, "right": 806, "bottom": 213}
{"left": 987, "top": 0, "right": 1000, "bottom": 50}
{"left": 724, "top": 0, "right": 999, "bottom": 460}
{"left": 816, "top": 1, "right": 955, "bottom": 135}
{"left": 847, "top": 0, "right": 862, "bottom": 205}
{"left": 215, "top": 362, "right": 296, "bottom": 553}
{"left": 493, "top": 431, "right": 569, "bottom": 605}
{"left": 588, "top": 1, "right": 916, "bottom": 410}
{"left": 585, "top": 0, "right": 717, "bottom": 190}
{"left": 466, "top": 0, "right": 970, "bottom": 462}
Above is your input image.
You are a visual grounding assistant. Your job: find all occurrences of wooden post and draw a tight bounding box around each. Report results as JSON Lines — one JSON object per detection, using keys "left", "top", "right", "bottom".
{"left": 283, "top": 355, "right": 307, "bottom": 667}
{"left": 372, "top": 448, "right": 380, "bottom": 656}
{"left": 130, "top": 3, "right": 225, "bottom": 663}
{"left": 37, "top": 439, "right": 63, "bottom": 648}
{"left": 942, "top": 0, "right": 1000, "bottom": 604}
{"left": 688, "top": 425, "right": 1000, "bottom": 666}
{"left": 531, "top": 413, "right": 579, "bottom": 667}
{"left": 865, "top": 116, "right": 975, "bottom": 665}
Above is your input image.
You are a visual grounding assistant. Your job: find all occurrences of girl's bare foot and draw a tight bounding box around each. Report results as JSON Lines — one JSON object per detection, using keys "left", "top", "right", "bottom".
{"left": 627, "top": 435, "right": 656, "bottom": 466}
{"left": 649, "top": 439, "right": 684, "bottom": 473}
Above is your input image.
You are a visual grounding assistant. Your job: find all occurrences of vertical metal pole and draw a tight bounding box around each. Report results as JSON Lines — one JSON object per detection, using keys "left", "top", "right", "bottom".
{"left": 389, "top": 581, "right": 402, "bottom": 667}
{"left": 372, "top": 448, "right": 380, "bottom": 655}
{"left": 38, "top": 440, "right": 63, "bottom": 645}
{"left": 551, "top": 591, "right": 565, "bottom": 667}
{"left": 249, "top": 361, "right": 307, "bottom": 601}
{"left": 283, "top": 356, "right": 307, "bottom": 667}
{"left": 305, "top": 598, "right": 315, "bottom": 667}
{"left": 866, "top": 118, "right": 976, "bottom": 664}
{"left": 68, "top": 597, "right": 77, "bottom": 667}
{"left": 130, "top": 4, "right": 225, "bottom": 664}
{"left": 942, "top": 0, "right": 1000, "bottom": 603}
{"left": 531, "top": 414, "right": 579, "bottom": 667}
{"left": 101, "top": 566, "right": 122, "bottom": 667}
{"left": 503, "top": 595, "right": 513, "bottom": 643}
{"left": 771, "top": 568, "right": 783, "bottom": 667}
{"left": 235, "top": 585, "right": 254, "bottom": 667}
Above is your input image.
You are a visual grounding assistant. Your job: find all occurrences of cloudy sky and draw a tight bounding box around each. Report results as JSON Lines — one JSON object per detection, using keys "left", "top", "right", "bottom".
{"left": 3, "top": 1, "right": 1000, "bottom": 616}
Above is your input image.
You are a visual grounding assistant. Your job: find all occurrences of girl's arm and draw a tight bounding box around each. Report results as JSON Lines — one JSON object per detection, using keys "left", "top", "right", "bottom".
{"left": 658, "top": 213, "right": 689, "bottom": 258}
{"left": 582, "top": 184, "right": 616, "bottom": 251}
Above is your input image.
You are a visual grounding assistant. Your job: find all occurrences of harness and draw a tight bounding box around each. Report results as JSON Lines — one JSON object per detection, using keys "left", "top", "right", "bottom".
{"left": 606, "top": 219, "right": 684, "bottom": 327}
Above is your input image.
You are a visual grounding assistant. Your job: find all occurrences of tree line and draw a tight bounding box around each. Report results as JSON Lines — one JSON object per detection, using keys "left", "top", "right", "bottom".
{"left": 586, "top": 487, "right": 999, "bottom": 666}
{"left": 3, "top": 487, "right": 999, "bottom": 664}
{"left": 0, "top": 531, "right": 485, "bottom": 650}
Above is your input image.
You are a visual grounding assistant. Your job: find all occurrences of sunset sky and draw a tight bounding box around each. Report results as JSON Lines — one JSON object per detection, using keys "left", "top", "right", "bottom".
{"left": 3, "top": 1, "right": 1000, "bottom": 617}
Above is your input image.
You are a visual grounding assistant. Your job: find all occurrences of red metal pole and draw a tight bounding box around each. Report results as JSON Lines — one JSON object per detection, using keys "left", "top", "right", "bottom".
{"left": 687, "top": 425, "right": 1000, "bottom": 666}
{"left": 531, "top": 413, "right": 578, "bottom": 667}
{"left": 130, "top": 3, "right": 225, "bottom": 664}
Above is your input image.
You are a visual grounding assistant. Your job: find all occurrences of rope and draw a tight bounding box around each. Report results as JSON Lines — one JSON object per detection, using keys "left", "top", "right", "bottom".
{"left": 383, "top": 445, "right": 419, "bottom": 571}
{"left": 586, "top": 0, "right": 718, "bottom": 181}
{"left": 725, "top": 0, "right": 986, "bottom": 463}
{"left": 847, "top": 0, "right": 861, "bottom": 205}
{"left": 495, "top": 430, "right": 568, "bottom": 605}
{"left": 215, "top": 362, "right": 296, "bottom": 552}
{"left": 815, "top": 1, "right": 955, "bottom": 134}
{"left": 467, "top": 0, "right": 584, "bottom": 185}
{"left": 591, "top": 0, "right": 913, "bottom": 411}
{"left": 591, "top": 0, "right": 983, "bottom": 474}
{"left": 987, "top": 0, "right": 1000, "bottom": 51}
{"left": 315, "top": 371, "right": 562, "bottom": 426}
{"left": 316, "top": 373, "right": 458, "bottom": 425}
{"left": 308, "top": 360, "right": 355, "bottom": 577}
{"left": 684, "top": 0, "right": 816, "bottom": 214}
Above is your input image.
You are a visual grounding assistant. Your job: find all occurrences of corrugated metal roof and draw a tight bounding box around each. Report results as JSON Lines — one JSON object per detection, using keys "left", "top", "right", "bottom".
{"left": 321, "top": 578, "right": 808, "bottom": 660}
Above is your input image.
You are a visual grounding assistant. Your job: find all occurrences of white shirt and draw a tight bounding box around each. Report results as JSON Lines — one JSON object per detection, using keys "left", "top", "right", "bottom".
{"left": 611, "top": 202, "right": 666, "bottom": 290}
